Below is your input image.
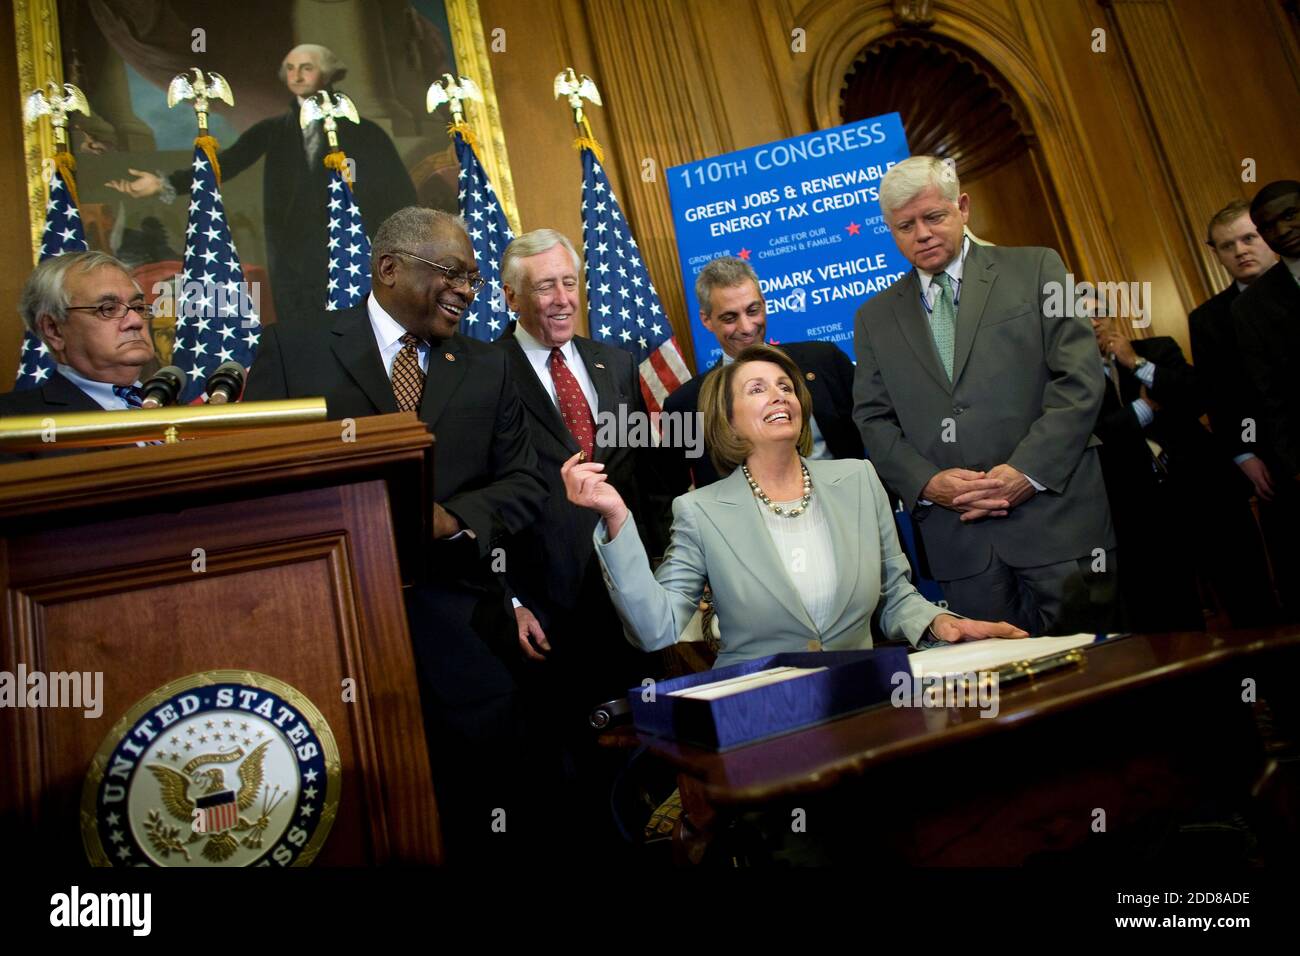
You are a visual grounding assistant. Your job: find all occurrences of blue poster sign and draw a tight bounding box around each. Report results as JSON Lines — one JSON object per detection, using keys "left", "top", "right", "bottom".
{"left": 665, "top": 114, "right": 944, "bottom": 605}
{"left": 667, "top": 113, "right": 912, "bottom": 366}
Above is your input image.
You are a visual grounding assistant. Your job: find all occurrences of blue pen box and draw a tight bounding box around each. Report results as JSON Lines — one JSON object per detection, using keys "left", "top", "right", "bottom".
{"left": 630, "top": 648, "right": 911, "bottom": 751}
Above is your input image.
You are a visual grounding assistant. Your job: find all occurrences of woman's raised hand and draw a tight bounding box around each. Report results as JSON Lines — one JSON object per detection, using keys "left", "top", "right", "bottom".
{"left": 562, "top": 452, "right": 630, "bottom": 538}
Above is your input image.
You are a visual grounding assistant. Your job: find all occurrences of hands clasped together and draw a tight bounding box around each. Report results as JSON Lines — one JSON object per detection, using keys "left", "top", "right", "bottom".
{"left": 922, "top": 463, "right": 1036, "bottom": 523}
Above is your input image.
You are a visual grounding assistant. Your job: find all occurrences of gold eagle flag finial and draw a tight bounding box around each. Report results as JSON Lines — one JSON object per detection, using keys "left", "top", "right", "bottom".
{"left": 166, "top": 68, "right": 234, "bottom": 183}
{"left": 554, "top": 67, "right": 604, "bottom": 163}
{"left": 427, "top": 73, "right": 485, "bottom": 152}
{"left": 299, "top": 91, "right": 362, "bottom": 186}
{"left": 166, "top": 68, "right": 234, "bottom": 135}
{"left": 426, "top": 73, "right": 483, "bottom": 127}
{"left": 299, "top": 90, "right": 361, "bottom": 151}
{"left": 22, "top": 81, "right": 90, "bottom": 152}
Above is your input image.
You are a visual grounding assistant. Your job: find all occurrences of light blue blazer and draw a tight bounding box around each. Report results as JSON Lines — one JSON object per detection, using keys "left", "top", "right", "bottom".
{"left": 593, "top": 458, "right": 943, "bottom": 668}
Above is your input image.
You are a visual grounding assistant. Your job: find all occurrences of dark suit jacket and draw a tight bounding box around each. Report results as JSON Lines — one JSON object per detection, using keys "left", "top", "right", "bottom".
{"left": 495, "top": 324, "right": 654, "bottom": 621}
{"left": 242, "top": 305, "right": 546, "bottom": 558}
{"left": 1189, "top": 283, "right": 1260, "bottom": 482}
{"left": 1095, "top": 337, "right": 1220, "bottom": 479}
{"left": 660, "top": 340, "right": 863, "bottom": 492}
{"left": 1092, "top": 338, "right": 1205, "bottom": 631}
{"left": 1234, "top": 261, "right": 1300, "bottom": 479}
{"left": 0, "top": 370, "right": 108, "bottom": 462}
{"left": 852, "top": 243, "right": 1112, "bottom": 580}
{"left": 0, "top": 369, "right": 101, "bottom": 416}
{"left": 169, "top": 100, "right": 416, "bottom": 325}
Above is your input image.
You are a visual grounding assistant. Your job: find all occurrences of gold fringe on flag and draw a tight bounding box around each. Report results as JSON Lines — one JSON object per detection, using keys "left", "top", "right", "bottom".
{"left": 447, "top": 121, "right": 480, "bottom": 156}
{"left": 572, "top": 114, "right": 605, "bottom": 164}
{"left": 323, "top": 149, "right": 354, "bottom": 188}
{"left": 52, "top": 151, "right": 81, "bottom": 209}
{"left": 194, "top": 134, "right": 222, "bottom": 185}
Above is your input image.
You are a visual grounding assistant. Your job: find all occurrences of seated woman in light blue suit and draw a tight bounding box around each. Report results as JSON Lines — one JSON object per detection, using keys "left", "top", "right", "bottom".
{"left": 562, "top": 344, "right": 1026, "bottom": 666}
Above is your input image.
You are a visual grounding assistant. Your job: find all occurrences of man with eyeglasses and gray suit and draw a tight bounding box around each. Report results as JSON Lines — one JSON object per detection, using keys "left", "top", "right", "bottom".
{"left": 0, "top": 251, "right": 157, "bottom": 420}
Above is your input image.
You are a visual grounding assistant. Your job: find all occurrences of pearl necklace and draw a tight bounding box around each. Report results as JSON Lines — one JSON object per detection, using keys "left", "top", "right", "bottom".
{"left": 743, "top": 461, "right": 813, "bottom": 517}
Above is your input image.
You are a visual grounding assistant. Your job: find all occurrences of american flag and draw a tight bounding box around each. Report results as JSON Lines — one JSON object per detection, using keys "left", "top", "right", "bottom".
{"left": 454, "top": 132, "right": 514, "bottom": 340}
{"left": 579, "top": 149, "right": 689, "bottom": 413}
{"left": 326, "top": 170, "right": 371, "bottom": 310}
{"left": 194, "top": 790, "right": 238, "bottom": 833}
{"left": 13, "top": 166, "right": 88, "bottom": 389}
{"left": 171, "top": 144, "right": 260, "bottom": 402}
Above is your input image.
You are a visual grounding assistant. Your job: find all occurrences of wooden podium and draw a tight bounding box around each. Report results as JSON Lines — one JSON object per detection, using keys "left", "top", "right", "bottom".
{"left": 0, "top": 412, "right": 443, "bottom": 865}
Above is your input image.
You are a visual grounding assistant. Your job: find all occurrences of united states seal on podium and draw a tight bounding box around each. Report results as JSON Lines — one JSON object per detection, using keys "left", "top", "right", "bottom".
{"left": 81, "top": 671, "right": 341, "bottom": 866}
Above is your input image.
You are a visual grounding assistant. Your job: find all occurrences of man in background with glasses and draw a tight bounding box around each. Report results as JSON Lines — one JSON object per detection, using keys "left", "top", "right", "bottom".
{"left": 245, "top": 205, "right": 548, "bottom": 862}
{"left": 0, "top": 251, "right": 156, "bottom": 419}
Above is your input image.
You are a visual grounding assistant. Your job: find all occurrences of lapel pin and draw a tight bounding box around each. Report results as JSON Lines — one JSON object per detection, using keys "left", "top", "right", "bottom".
{"left": 594, "top": 362, "right": 605, "bottom": 369}
{"left": 805, "top": 372, "right": 816, "bottom": 381}
{"left": 444, "top": 352, "right": 455, "bottom": 362}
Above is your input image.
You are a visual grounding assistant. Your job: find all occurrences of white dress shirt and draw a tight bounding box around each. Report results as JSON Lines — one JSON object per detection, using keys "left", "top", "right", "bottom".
{"left": 757, "top": 492, "right": 836, "bottom": 635}
{"left": 512, "top": 321, "right": 599, "bottom": 416}
{"left": 918, "top": 235, "right": 969, "bottom": 312}
{"left": 367, "top": 292, "right": 429, "bottom": 377}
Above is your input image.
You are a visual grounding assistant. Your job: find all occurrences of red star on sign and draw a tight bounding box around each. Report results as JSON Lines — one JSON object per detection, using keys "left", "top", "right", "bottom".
{"left": 738, "top": 247, "right": 752, "bottom": 260}
{"left": 846, "top": 221, "right": 861, "bottom": 236}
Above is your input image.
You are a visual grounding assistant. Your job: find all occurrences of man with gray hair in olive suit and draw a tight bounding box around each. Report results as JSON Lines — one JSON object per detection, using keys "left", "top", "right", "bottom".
{"left": 852, "top": 156, "right": 1117, "bottom": 635}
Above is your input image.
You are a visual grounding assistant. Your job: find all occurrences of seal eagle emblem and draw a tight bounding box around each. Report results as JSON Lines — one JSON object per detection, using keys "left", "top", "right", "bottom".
{"left": 82, "top": 671, "right": 340, "bottom": 867}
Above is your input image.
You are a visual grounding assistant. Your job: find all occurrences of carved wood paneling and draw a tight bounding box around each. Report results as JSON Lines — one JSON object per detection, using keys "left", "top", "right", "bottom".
{"left": 1103, "top": 0, "right": 1242, "bottom": 298}
{"left": 841, "top": 34, "right": 1031, "bottom": 183}
{"left": 580, "top": 0, "right": 744, "bottom": 372}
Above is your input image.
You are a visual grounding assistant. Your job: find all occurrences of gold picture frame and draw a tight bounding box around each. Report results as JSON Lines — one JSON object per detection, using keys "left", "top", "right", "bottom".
{"left": 13, "top": 0, "right": 519, "bottom": 262}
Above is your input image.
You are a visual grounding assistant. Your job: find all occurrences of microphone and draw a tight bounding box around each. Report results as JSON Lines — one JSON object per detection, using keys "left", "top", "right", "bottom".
{"left": 203, "top": 360, "right": 246, "bottom": 405}
{"left": 139, "top": 365, "right": 187, "bottom": 408}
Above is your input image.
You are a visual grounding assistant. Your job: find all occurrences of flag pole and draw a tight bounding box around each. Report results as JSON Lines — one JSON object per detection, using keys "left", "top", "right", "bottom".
{"left": 554, "top": 67, "right": 605, "bottom": 164}
{"left": 301, "top": 92, "right": 370, "bottom": 311}
{"left": 427, "top": 74, "right": 516, "bottom": 340}
{"left": 165, "top": 68, "right": 258, "bottom": 401}
{"left": 13, "top": 82, "right": 91, "bottom": 388}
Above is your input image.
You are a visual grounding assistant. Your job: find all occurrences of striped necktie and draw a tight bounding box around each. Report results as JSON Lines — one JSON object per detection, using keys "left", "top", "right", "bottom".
{"left": 112, "top": 385, "right": 145, "bottom": 409}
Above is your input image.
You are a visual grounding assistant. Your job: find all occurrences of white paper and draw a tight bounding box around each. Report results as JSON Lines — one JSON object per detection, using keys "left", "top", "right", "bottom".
{"left": 669, "top": 665, "right": 828, "bottom": 700}
{"left": 907, "top": 633, "right": 1098, "bottom": 678}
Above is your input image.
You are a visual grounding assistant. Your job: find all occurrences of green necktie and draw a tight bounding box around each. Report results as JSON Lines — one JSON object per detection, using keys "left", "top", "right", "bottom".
{"left": 930, "top": 271, "right": 956, "bottom": 380}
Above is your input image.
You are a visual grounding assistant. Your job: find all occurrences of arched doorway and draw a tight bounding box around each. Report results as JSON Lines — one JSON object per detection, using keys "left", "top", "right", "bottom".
{"left": 840, "top": 33, "right": 1070, "bottom": 259}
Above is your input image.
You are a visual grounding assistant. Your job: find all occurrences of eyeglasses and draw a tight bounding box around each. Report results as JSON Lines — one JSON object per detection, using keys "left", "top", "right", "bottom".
{"left": 65, "top": 301, "right": 154, "bottom": 320}
{"left": 393, "top": 251, "right": 485, "bottom": 293}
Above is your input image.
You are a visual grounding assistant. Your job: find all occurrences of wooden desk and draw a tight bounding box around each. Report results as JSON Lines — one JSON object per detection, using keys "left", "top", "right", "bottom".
{"left": 643, "top": 630, "right": 1300, "bottom": 864}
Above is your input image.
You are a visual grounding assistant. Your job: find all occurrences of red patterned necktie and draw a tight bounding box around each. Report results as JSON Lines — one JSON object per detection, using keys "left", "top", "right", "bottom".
{"left": 549, "top": 346, "right": 595, "bottom": 460}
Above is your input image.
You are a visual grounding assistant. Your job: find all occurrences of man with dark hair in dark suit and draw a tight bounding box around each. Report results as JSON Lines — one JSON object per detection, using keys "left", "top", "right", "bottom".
{"left": 243, "top": 206, "right": 547, "bottom": 860}
{"left": 661, "top": 256, "right": 863, "bottom": 494}
{"left": 106, "top": 44, "right": 415, "bottom": 325}
{"left": 494, "top": 228, "right": 662, "bottom": 858}
{"left": 1235, "top": 179, "right": 1300, "bottom": 616}
{"left": 1091, "top": 306, "right": 1275, "bottom": 629}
